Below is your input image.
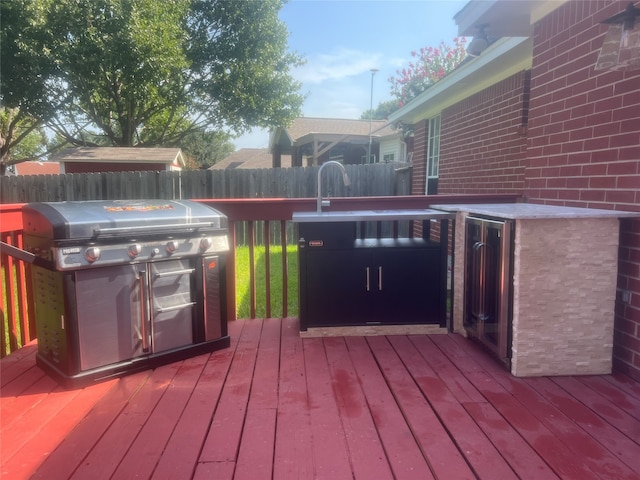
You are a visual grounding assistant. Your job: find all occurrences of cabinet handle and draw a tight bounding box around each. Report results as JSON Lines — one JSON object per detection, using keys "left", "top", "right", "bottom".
{"left": 366, "top": 267, "right": 370, "bottom": 291}
{"left": 378, "top": 266, "right": 383, "bottom": 291}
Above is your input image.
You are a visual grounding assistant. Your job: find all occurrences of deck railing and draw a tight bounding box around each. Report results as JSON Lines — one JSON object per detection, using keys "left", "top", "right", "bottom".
{"left": 0, "top": 193, "right": 521, "bottom": 357}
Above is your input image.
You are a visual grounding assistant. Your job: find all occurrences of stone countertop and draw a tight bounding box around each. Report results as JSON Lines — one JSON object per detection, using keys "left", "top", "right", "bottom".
{"left": 292, "top": 209, "right": 455, "bottom": 223}
{"left": 430, "top": 203, "right": 640, "bottom": 220}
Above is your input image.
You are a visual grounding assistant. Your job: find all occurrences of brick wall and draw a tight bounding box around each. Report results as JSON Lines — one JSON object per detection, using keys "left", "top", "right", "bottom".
{"left": 438, "top": 71, "right": 529, "bottom": 194}
{"left": 412, "top": 119, "right": 428, "bottom": 196}
{"left": 526, "top": 0, "right": 640, "bottom": 379}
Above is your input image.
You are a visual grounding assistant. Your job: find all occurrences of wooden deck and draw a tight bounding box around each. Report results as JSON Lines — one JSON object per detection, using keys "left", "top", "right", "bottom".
{"left": 2, "top": 318, "right": 640, "bottom": 480}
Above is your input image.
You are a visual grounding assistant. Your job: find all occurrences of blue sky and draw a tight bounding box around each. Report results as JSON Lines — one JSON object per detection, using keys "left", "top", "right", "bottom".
{"left": 234, "top": 0, "right": 468, "bottom": 149}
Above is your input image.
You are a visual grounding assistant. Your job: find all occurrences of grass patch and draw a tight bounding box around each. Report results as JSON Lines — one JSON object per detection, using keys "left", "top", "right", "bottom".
{"left": 1, "top": 262, "right": 24, "bottom": 354}
{"left": 235, "top": 245, "right": 298, "bottom": 319}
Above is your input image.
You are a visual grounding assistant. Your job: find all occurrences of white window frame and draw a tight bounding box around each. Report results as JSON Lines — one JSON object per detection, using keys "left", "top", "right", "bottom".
{"left": 425, "top": 115, "right": 441, "bottom": 191}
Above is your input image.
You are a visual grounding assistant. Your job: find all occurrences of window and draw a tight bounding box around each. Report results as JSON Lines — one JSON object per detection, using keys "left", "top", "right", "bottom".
{"left": 426, "top": 115, "right": 440, "bottom": 194}
{"left": 383, "top": 153, "right": 395, "bottom": 163}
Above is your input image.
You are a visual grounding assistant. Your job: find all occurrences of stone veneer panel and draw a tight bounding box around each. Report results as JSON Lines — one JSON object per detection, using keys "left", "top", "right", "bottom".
{"left": 511, "top": 217, "right": 619, "bottom": 376}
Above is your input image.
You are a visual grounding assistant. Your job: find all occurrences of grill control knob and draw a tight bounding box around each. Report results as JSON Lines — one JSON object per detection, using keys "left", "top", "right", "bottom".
{"left": 85, "top": 247, "right": 101, "bottom": 263}
{"left": 200, "top": 237, "right": 213, "bottom": 251}
{"left": 166, "top": 240, "right": 179, "bottom": 253}
{"left": 128, "top": 244, "right": 142, "bottom": 258}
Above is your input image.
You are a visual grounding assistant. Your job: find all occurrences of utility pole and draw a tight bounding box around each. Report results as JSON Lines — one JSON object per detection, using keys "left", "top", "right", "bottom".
{"left": 367, "top": 68, "right": 378, "bottom": 164}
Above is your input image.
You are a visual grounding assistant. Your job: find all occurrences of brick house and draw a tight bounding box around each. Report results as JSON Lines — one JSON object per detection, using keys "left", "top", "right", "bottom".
{"left": 389, "top": 0, "right": 640, "bottom": 378}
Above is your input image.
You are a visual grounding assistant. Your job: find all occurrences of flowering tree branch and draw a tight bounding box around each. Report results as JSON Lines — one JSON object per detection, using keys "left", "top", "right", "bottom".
{"left": 389, "top": 37, "right": 467, "bottom": 107}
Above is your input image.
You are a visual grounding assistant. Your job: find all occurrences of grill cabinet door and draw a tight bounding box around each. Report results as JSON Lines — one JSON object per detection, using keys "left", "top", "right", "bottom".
{"left": 74, "top": 265, "right": 144, "bottom": 370}
{"left": 150, "top": 259, "right": 195, "bottom": 352}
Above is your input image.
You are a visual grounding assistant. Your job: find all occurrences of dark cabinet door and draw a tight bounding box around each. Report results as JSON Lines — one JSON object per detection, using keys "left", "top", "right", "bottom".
{"left": 370, "top": 247, "right": 442, "bottom": 325}
{"left": 303, "top": 249, "right": 369, "bottom": 327}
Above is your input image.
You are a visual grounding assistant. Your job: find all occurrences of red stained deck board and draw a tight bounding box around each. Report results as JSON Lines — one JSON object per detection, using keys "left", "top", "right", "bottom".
{"left": 272, "top": 317, "right": 314, "bottom": 480}
{"left": 233, "top": 407, "right": 277, "bottom": 480}
{"left": 193, "top": 460, "right": 236, "bottom": 480}
{"left": 323, "top": 337, "right": 394, "bottom": 480}
{"left": 409, "top": 334, "right": 486, "bottom": 404}
{"left": 1, "top": 379, "right": 115, "bottom": 480}
{"left": 367, "top": 335, "right": 478, "bottom": 480}
{"left": 1, "top": 371, "right": 55, "bottom": 433}
{"left": 111, "top": 354, "right": 211, "bottom": 480}
{"left": 198, "top": 318, "right": 262, "bottom": 463}
{"left": 550, "top": 375, "right": 640, "bottom": 441}
{"left": 66, "top": 362, "right": 181, "bottom": 480}
{"left": 455, "top": 336, "right": 640, "bottom": 480}
{"left": 0, "top": 343, "right": 38, "bottom": 387}
{"left": 234, "top": 318, "right": 282, "bottom": 480}
{"left": 525, "top": 376, "right": 640, "bottom": 474}
{"left": 579, "top": 375, "right": 640, "bottom": 421}
{"left": 302, "top": 337, "right": 353, "bottom": 480}
{"left": 245, "top": 317, "right": 282, "bottom": 410}
{"left": 463, "top": 401, "right": 560, "bottom": 480}
{"left": 606, "top": 373, "right": 640, "bottom": 400}
{"left": 345, "top": 336, "right": 435, "bottom": 480}
{"left": 392, "top": 335, "right": 522, "bottom": 480}
{"left": 150, "top": 320, "right": 244, "bottom": 480}
{"left": 30, "top": 370, "right": 152, "bottom": 480}
{"left": 1, "top": 384, "right": 82, "bottom": 462}
{"left": 438, "top": 336, "right": 602, "bottom": 480}
{"left": 418, "top": 338, "right": 557, "bottom": 479}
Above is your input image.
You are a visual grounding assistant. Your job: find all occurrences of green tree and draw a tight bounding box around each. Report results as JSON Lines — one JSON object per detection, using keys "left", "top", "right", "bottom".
{"left": 177, "top": 129, "right": 235, "bottom": 170}
{"left": 0, "top": 0, "right": 59, "bottom": 174}
{"left": 389, "top": 37, "right": 467, "bottom": 107}
{"left": 360, "top": 99, "right": 399, "bottom": 121}
{"left": 1, "top": 0, "right": 303, "bottom": 172}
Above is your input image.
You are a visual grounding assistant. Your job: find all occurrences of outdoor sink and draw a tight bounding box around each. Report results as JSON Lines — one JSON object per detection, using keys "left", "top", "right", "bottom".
{"left": 292, "top": 208, "right": 454, "bottom": 223}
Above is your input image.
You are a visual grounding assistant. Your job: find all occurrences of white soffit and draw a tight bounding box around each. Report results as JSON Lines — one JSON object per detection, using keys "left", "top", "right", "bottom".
{"left": 388, "top": 36, "right": 532, "bottom": 125}
{"left": 455, "top": 0, "right": 568, "bottom": 38}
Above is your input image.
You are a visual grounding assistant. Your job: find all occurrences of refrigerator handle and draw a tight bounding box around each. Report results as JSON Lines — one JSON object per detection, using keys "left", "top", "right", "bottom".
{"left": 472, "top": 242, "right": 485, "bottom": 320}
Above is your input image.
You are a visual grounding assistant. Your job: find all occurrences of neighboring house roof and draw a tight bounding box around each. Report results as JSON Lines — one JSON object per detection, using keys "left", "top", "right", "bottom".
{"left": 284, "top": 117, "right": 395, "bottom": 142}
{"left": 270, "top": 117, "right": 400, "bottom": 166}
{"left": 210, "top": 148, "right": 292, "bottom": 170}
{"left": 271, "top": 117, "right": 397, "bottom": 149}
{"left": 52, "top": 147, "right": 185, "bottom": 167}
{"left": 14, "top": 161, "right": 61, "bottom": 175}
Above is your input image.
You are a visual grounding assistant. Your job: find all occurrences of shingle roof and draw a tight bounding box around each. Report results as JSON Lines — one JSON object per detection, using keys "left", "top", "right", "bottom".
{"left": 52, "top": 147, "right": 184, "bottom": 165}
{"left": 286, "top": 117, "right": 396, "bottom": 140}
{"left": 210, "top": 148, "right": 291, "bottom": 170}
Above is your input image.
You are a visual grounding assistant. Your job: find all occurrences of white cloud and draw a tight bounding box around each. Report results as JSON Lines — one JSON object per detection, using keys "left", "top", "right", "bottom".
{"left": 294, "top": 48, "right": 383, "bottom": 84}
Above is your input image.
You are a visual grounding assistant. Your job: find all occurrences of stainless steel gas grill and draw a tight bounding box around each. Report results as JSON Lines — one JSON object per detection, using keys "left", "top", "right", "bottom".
{"left": 21, "top": 199, "right": 230, "bottom": 387}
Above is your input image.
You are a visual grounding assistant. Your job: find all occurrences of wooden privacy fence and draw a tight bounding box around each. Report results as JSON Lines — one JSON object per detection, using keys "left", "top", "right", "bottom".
{"left": 0, "top": 162, "right": 411, "bottom": 203}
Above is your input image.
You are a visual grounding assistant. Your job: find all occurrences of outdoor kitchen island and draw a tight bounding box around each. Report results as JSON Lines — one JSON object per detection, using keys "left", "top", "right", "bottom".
{"left": 432, "top": 203, "right": 639, "bottom": 377}
{"left": 293, "top": 209, "right": 454, "bottom": 336}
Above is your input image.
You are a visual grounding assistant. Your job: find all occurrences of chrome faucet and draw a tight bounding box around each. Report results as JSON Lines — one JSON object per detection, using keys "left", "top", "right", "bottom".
{"left": 317, "top": 160, "right": 351, "bottom": 212}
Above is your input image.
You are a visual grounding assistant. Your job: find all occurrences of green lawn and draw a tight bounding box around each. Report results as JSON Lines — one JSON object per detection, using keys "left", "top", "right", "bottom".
{"left": 234, "top": 245, "right": 299, "bottom": 319}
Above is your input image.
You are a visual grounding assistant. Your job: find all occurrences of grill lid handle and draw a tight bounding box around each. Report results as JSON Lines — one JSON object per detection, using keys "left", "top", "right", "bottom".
{"left": 93, "top": 222, "right": 216, "bottom": 236}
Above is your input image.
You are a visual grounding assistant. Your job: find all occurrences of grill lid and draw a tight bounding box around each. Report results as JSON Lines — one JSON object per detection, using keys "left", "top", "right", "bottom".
{"left": 23, "top": 200, "right": 227, "bottom": 241}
